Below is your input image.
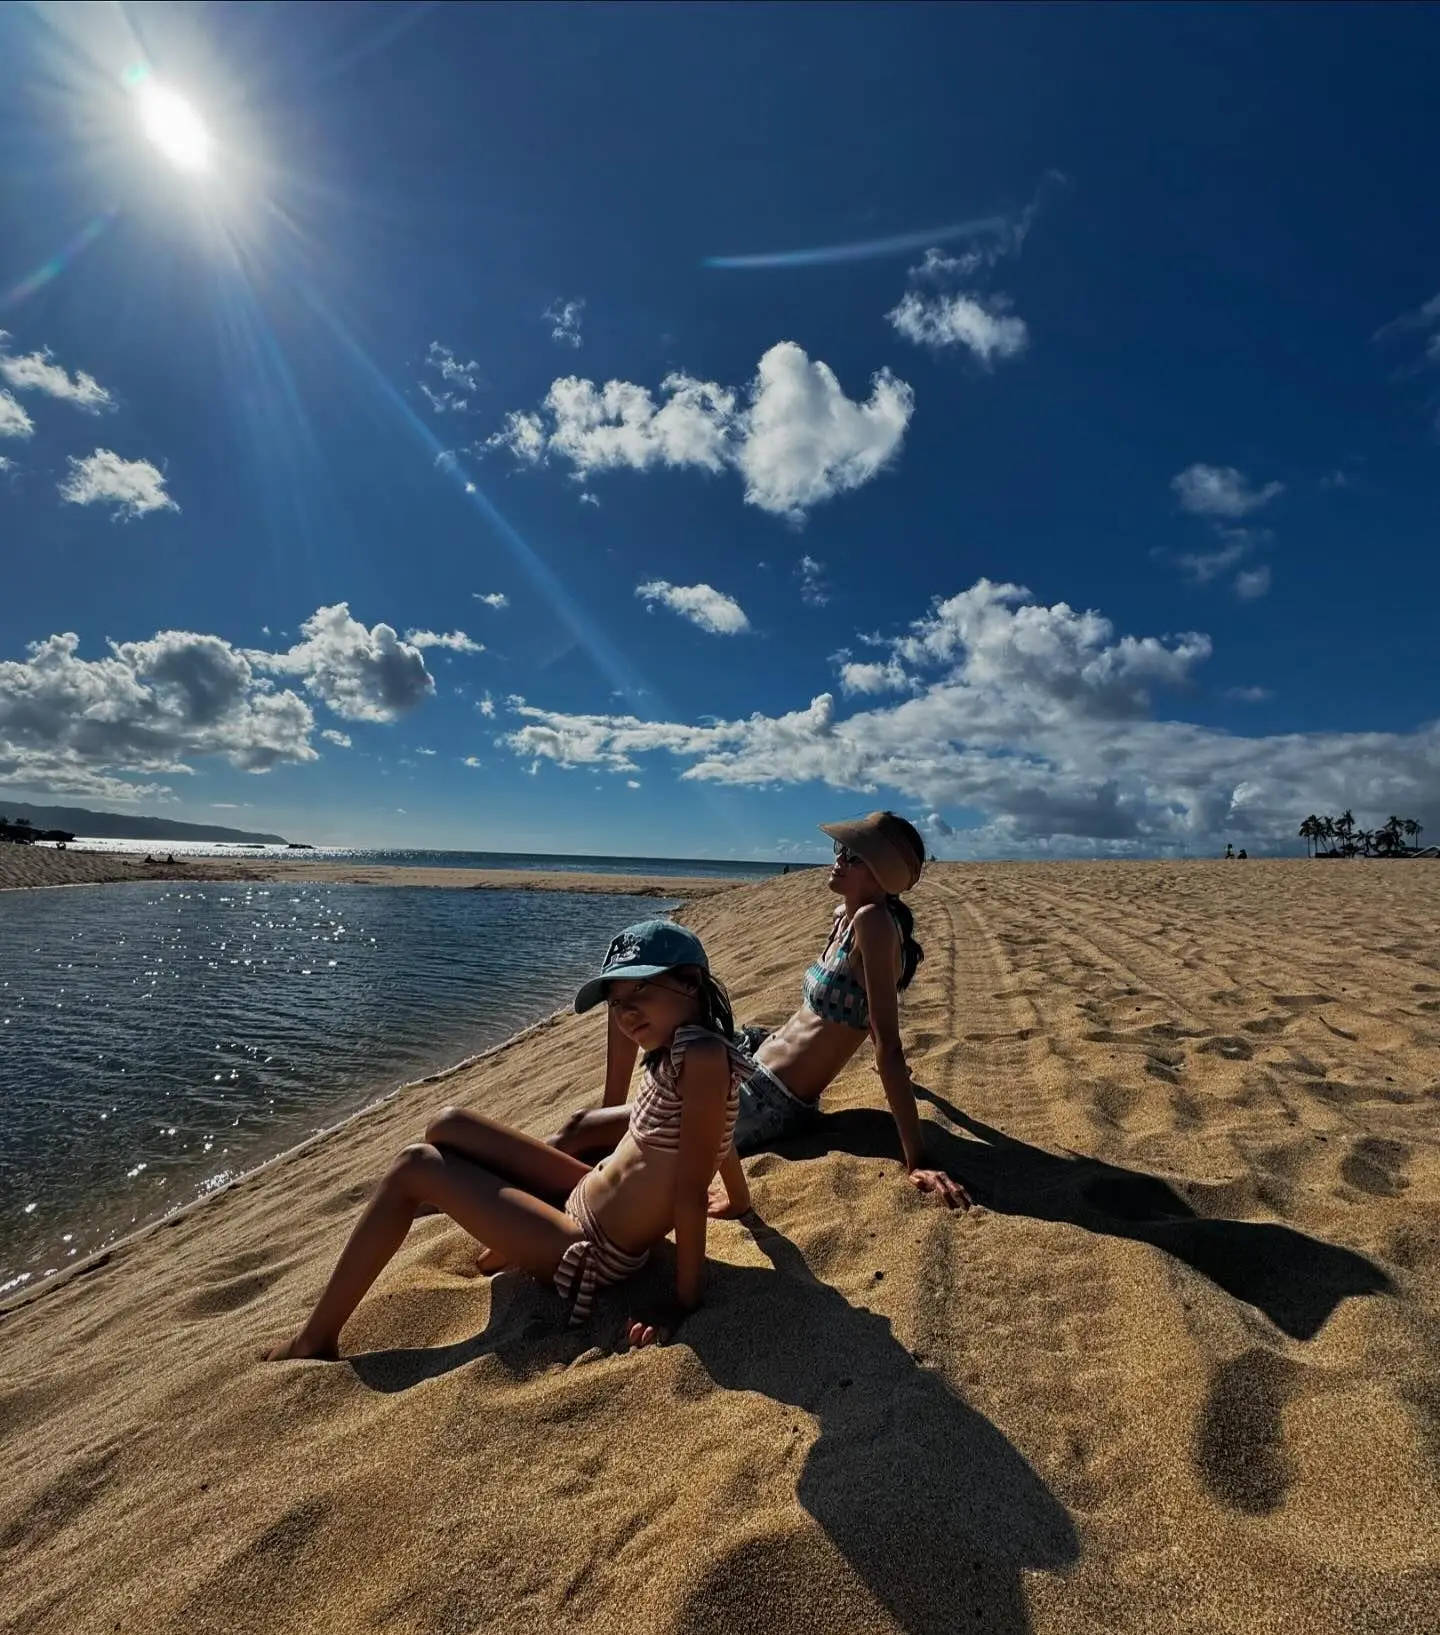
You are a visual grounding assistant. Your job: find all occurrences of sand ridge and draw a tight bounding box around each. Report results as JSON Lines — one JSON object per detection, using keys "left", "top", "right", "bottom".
{"left": 3, "top": 861, "right": 1439, "bottom": 1634}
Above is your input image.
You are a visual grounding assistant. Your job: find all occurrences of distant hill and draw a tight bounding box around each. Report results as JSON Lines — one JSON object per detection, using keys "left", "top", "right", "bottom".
{"left": 0, "top": 802, "right": 290, "bottom": 845}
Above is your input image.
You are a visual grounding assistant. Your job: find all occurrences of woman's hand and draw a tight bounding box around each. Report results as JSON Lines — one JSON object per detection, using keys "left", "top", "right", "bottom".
{"left": 907, "top": 1167, "right": 971, "bottom": 1209}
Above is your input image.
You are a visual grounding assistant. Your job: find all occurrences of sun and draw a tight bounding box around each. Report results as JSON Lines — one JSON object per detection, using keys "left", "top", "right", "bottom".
{"left": 136, "top": 82, "right": 212, "bottom": 173}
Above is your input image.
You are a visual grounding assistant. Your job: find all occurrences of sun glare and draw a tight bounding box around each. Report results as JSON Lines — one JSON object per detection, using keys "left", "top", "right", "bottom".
{"left": 137, "top": 83, "right": 211, "bottom": 173}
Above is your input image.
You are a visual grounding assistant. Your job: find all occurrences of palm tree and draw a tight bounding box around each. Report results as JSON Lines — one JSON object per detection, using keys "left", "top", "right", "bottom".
{"left": 1320, "top": 815, "right": 1337, "bottom": 856}
{"left": 1299, "top": 815, "right": 1320, "bottom": 858}
{"left": 1404, "top": 818, "right": 1420, "bottom": 854}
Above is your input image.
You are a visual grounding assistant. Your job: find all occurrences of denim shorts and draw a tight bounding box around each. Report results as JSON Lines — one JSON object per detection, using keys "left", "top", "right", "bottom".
{"left": 733, "top": 1061, "right": 822, "bottom": 1155}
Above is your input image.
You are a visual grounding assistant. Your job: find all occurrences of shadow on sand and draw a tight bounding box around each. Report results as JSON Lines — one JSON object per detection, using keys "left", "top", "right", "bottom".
{"left": 349, "top": 1221, "right": 1076, "bottom": 1635}
{"left": 776, "top": 1090, "right": 1392, "bottom": 1341}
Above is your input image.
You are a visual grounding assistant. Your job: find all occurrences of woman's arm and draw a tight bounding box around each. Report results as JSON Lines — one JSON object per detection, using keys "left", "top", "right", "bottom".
{"left": 853, "top": 906, "right": 969, "bottom": 1210}
{"left": 601, "top": 1007, "right": 641, "bottom": 1107}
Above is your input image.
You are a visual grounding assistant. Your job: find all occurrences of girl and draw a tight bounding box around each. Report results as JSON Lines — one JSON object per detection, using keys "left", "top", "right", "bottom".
{"left": 264, "top": 919, "right": 753, "bottom": 1358}
{"left": 555, "top": 812, "right": 968, "bottom": 1211}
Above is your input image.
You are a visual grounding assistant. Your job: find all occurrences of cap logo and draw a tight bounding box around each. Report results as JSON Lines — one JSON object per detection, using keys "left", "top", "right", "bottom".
{"left": 605, "top": 931, "right": 644, "bottom": 967}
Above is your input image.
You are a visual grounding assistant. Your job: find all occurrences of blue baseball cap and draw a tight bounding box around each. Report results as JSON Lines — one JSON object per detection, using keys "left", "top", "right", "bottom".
{"left": 573, "top": 919, "right": 709, "bottom": 1014}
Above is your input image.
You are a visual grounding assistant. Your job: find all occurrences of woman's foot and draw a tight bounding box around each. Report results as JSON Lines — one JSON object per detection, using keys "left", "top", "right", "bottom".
{"left": 262, "top": 1331, "right": 340, "bottom": 1362}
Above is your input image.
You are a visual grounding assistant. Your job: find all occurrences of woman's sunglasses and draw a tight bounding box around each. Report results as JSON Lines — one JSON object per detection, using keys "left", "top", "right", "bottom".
{"left": 832, "top": 842, "right": 866, "bottom": 869}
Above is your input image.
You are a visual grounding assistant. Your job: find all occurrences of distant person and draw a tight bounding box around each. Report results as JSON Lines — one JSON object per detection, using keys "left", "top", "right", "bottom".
{"left": 1224, "top": 843, "right": 1235, "bottom": 860}
{"left": 553, "top": 812, "right": 968, "bottom": 1210}
{"left": 266, "top": 921, "right": 753, "bottom": 1357}
{"left": 1237, "top": 848, "right": 1248, "bottom": 860}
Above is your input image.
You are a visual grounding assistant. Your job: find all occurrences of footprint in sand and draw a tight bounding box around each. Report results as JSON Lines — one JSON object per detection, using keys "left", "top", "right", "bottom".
{"left": 1196, "top": 1348, "right": 1303, "bottom": 1515}
{"left": 1340, "top": 1137, "right": 1410, "bottom": 1197}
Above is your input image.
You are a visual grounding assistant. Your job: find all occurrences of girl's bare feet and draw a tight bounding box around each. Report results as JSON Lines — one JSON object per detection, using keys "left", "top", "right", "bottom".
{"left": 473, "top": 1245, "right": 509, "bottom": 1274}
{"left": 262, "top": 1331, "right": 340, "bottom": 1362}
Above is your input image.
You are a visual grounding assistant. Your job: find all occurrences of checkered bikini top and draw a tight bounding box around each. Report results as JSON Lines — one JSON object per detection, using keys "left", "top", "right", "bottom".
{"left": 802, "top": 905, "right": 903, "bottom": 1032}
{"left": 628, "top": 1025, "right": 749, "bottom": 1164}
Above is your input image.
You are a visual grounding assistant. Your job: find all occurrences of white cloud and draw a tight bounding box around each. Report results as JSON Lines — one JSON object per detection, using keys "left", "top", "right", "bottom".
{"left": 1225, "top": 686, "right": 1271, "bottom": 703}
{"left": 1175, "top": 540, "right": 1249, "bottom": 585}
{"left": 796, "top": 554, "right": 830, "bottom": 607}
{"left": 254, "top": 604, "right": 435, "bottom": 722}
{"left": 626, "top": 779, "right": 641, "bottom": 789}
{"left": 887, "top": 290, "right": 1028, "bottom": 364}
{"left": 473, "top": 592, "right": 509, "bottom": 609}
{"left": 0, "top": 390, "right": 35, "bottom": 439}
{"left": 487, "top": 342, "right": 913, "bottom": 523}
{"left": 1171, "top": 464, "right": 1283, "bottom": 518}
{"left": 477, "top": 692, "right": 496, "bottom": 718}
{"left": 1234, "top": 565, "right": 1272, "bottom": 600}
{"left": 579, "top": 491, "right": 600, "bottom": 507}
{"left": 635, "top": 580, "right": 750, "bottom": 636}
{"left": 422, "top": 342, "right": 481, "bottom": 412}
{"left": 0, "top": 340, "right": 112, "bottom": 411}
{"left": 838, "top": 657, "right": 912, "bottom": 695}
{"left": 416, "top": 746, "right": 436, "bottom": 755}
{"left": 545, "top": 298, "right": 585, "bottom": 349}
{"left": 321, "top": 729, "right": 352, "bottom": 747}
{"left": 403, "top": 628, "right": 484, "bottom": 653}
{"left": 462, "top": 755, "right": 481, "bottom": 768}
{"left": 0, "top": 454, "right": 13, "bottom": 472}
{"left": 487, "top": 577, "right": 1440, "bottom": 858}
{"left": 58, "top": 449, "right": 177, "bottom": 519}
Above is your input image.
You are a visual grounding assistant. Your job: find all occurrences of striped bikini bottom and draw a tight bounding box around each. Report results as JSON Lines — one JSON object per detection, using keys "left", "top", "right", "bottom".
{"left": 553, "top": 1175, "right": 650, "bottom": 1327}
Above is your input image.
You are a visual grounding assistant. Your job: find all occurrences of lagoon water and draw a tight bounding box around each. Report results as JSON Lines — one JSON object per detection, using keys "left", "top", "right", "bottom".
{"left": 0, "top": 881, "right": 669, "bottom": 1296}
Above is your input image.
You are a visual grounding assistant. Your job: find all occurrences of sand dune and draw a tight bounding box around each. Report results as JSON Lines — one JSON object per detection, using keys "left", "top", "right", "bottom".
{"left": 3, "top": 861, "right": 1438, "bottom": 1634}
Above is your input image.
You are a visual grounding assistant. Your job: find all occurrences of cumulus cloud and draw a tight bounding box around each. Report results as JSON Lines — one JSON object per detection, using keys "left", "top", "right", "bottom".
{"left": 635, "top": 580, "right": 750, "bottom": 635}
{"left": 403, "top": 628, "right": 485, "bottom": 653}
{"left": 487, "top": 577, "right": 1440, "bottom": 858}
{"left": 579, "top": 491, "right": 600, "bottom": 507}
{"left": 838, "top": 656, "right": 912, "bottom": 695}
{"left": 462, "top": 755, "right": 481, "bottom": 768}
{"left": 1171, "top": 464, "right": 1283, "bottom": 518}
{"left": 58, "top": 449, "right": 177, "bottom": 519}
{"left": 321, "top": 729, "right": 352, "bottom": 747}
{"left": 254, "top": 604, "right": 435, "bottom": 722}
{"left": 487, "top": 342, "right": 913, "bottom": 523}
{"left": 0, "top": 338, "right": 112, "bottom": 411}
{"left": 0, "top": 390, "right": 35, "bottom": 439}
{"left": 473, "top": 592, "right": 509, "bottom": 609}
{"left": 545, "top": 298, "right": 584, "bottom": 348}
{"left": 422, "top": 342, "right": 481, "bottom": 413}
{"left": 477, "top": 692, "right": 496, "bottom": 718}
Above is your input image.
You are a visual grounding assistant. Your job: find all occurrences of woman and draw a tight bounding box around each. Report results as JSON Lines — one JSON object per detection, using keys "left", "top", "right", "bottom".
{"left": 264, "top": 920, "right": 754, "bottom": 1358}
{"left": 555, "top": 812, "right": 968, "bottom": 1210}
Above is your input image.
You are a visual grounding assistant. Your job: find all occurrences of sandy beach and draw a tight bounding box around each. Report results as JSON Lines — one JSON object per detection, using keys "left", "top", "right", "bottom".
{"left": 3, "top": 860, "right": 1438, "bottom": 1635}
{"left": 0, "top": 843, "right": 745, "bottom": 898}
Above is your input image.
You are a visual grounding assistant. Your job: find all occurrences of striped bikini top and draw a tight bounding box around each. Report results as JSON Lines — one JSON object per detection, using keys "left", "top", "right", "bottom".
{"left": 628, "top": 1025, "right": 750, "bottom": 1164}
{"left": 802, "top": 905, "right": 903, "bottom": 1031}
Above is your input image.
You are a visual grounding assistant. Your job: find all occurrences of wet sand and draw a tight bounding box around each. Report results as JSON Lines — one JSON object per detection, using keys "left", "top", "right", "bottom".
{"left": 2, "top": 860, "right": 1438, "bottom": 1634}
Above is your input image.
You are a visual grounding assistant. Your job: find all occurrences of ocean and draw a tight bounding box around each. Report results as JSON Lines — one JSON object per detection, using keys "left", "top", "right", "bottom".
{"left": 0, "top": 879, "right": 683, "bottom": 1297}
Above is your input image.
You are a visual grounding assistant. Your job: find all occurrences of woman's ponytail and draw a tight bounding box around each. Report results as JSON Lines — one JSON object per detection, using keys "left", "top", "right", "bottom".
{"left": 887, "top": 894, "right": 924, "bottom": 990}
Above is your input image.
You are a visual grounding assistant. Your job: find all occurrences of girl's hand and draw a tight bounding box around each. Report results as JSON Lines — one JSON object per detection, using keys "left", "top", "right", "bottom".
{"left": 907, "top": 1167, "right": 971, "bottom": 1209}
{"left": 624, "top": 1302, "right": 688, "bottom": 1349}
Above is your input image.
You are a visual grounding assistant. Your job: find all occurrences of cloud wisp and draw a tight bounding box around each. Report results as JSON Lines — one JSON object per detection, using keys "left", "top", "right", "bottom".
{"left": 545, "top": 298, "right": 584, "bottom": 349}
{"left": 1171, "top": 464, "right": 1284, "bottom": 519}
{"left": 0, "top": 337, "right": 112, "bottom": 411}
{"left": 635, "top": 580, "right": 750, "bottom": 635}
{"left": 421, "top": 342, "right": 482, "bottom": 413}
{"left": 486, "top": 342, "right": 914, "bottom": 523}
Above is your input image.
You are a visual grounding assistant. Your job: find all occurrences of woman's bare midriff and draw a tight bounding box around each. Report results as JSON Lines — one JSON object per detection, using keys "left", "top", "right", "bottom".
{"left": 754, "top": 1005, "right": 866, "bottom": 1103}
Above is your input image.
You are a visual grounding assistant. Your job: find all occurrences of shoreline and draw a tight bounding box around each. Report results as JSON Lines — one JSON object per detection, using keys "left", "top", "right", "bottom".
{"left": 0, "top": 843, "right": 752, "bottom": 897}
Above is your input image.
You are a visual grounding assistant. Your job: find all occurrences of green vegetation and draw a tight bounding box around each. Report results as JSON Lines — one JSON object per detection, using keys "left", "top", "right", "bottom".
{"left": 1297, "top": 811, "right": 1425, "bottom": 859}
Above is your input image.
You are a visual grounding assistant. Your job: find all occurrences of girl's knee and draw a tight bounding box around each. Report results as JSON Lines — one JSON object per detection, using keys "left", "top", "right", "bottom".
{"left": 424, "top": 1105, "right": 469, "bottom": 1146}
{"left": 388, "top": 1141, "right": 440, "bottom": 1194}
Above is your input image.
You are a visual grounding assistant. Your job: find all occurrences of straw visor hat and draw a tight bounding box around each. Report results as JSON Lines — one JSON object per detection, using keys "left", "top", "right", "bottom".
{"left": 819, "top": 811, "right": 924, "bottom": 895}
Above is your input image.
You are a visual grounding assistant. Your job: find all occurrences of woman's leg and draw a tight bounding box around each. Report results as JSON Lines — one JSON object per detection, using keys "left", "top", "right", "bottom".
{"left": 264, "top": 1143, "right": 584, "bottom": 1360}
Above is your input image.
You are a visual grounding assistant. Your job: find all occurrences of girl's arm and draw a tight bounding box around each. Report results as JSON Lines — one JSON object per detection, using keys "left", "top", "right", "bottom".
{"left": 601, "top": 1006, "right": 641, "bottom": 1107}
{"left": 853, "top": 906, "right": 969, "bottom": 1210}
{"left": 709, "top": 1142, "right": 752, "bottom": 1218}
{"left": 671, "top": 1038, "right": 731, "bottom": 1309}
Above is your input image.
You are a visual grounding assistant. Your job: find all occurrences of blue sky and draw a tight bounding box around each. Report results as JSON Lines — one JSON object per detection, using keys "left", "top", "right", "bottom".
{"left": 2, "top": 2, "right": 1438, "bottom": 860}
